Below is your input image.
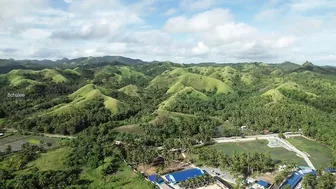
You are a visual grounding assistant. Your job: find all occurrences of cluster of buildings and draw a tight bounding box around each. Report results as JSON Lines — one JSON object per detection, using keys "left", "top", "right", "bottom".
{"left": 147, "top": 167, "right": 232, "bottom": 189}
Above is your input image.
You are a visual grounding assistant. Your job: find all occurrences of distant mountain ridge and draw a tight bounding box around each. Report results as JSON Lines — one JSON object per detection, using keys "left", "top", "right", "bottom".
{"left": 0, "top": 56, "right": 335, "bottom": 74}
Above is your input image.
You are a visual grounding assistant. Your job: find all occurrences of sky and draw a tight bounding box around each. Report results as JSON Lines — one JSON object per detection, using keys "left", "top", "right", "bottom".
{"left": 0, "top": 0, "right": 335, "bottom": 65}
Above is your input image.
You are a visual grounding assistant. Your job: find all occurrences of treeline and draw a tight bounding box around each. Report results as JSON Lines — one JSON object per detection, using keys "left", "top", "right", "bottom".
{"left": 188, "top": 147, "right": 275, "bottom": 176}
{"left": 140, "top": 115, "right": 218, "bottom": 144}
{"left": 1, "top": 169, "right": 86, "bottom": 189}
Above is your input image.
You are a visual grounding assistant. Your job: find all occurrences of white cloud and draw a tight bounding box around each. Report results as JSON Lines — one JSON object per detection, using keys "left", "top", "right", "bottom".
{"left": 21, "top": 29, "right": 51, "bottom": 40}
{"left": 180, "top": 0, "right": 218, "bottom": 11}
{"left": 164, "top": 8, "right": 232, "bottom": 33}
{"left": 255, "top": 9, "right": 282, "bottom": 21}
{"left": 272, "top": 36, "right": 297, "bottom": 48}
{"left": 288, "top": 0, "right": 336, "bottom": 11}
{"left": 192, "top": 42, "right": 210, "bottom": 55}
{"left": 0, "top": 0, "right": 335, "bottom": 64}
{"left": 320, "top": 54, "right": 336, "bottom": 62}
{"left": 164, "top": 8, "right": 177, "bottom": 16}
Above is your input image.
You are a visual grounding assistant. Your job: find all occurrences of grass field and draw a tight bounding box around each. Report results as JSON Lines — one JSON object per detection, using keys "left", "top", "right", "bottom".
{"left": 28, "top": 138, "right": 41, "bottom": 144}
{"left": 210, "top": 140, "right": 307, "bottom": 166}
{"left": 287, "top": 137, "right": 334, "bottom": 168}
{"left": 0, "top": 134, "right": 57, "bottom": 152}
{"left": 26, "top": 147, "right": 71, "bottom": 171}
{"left": 114, "top": 125, "right": 144, "bottom": 135}
{"left": 81, "top": 157, "right": 154, "bottom": 189}
{"left": 0, "top": 118, "right": 4, "bottom": 126}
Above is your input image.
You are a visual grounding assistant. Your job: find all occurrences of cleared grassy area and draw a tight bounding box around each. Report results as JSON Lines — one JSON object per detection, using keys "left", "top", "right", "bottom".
{"left": 210, "top": 140, "right": 307, "bottom": 166}
{"left": 0, "top": 134, "right": 57, "bottom": 152}
{"left": 114, "top": 125, "right": 144, "bottom": 135}
{"left": 28, "top": 138, "right": 40, "bottom": 145}
{"left": 287, "top": 137, "right": 334, "bottom": 168}
{"left": 81, "top": 158, "right": 154, "bottom": 189}
{"left": 0, "top": 118, "right": 5, "bottom": 125}
{"left": 26, "top": 147, "right": 71, "bottom": 171}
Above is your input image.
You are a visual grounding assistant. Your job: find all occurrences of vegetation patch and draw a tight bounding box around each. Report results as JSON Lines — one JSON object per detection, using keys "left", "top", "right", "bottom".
{"left": 118, "top": 84, "right": 139, "bottom": 97}
{"left": 27, "top": 147, "right": 71, "bottom": 171}
{"left": 209, "top": 140, "right": 307, "bottom": 166}
{"left": 114, "top": 124, "right": 144, "bottom": 135}
{"left": 28, "top": 138, "right": 40, "bottom": 145}
{"left": 287, "top": 137, "right": 334, "bottom": 168}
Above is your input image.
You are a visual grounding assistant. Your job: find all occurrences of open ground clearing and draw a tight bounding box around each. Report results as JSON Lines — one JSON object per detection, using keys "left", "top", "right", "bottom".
{"left": 26, "top": 147, "right": 71, "bottom": 171}
{"left": 113, "top": 124, "right": 144, "bottom": 135}
{"left": 81, "top": 158, "right": 154, "bottom": 189}
{"left": 287, "top": 136, "right": 334, "bottom": 168}
{"left": 0, "top": 134, "right": 57, "bottom": 152}
{"left": 209, "top": 139, "right": 307, "bottom": 166}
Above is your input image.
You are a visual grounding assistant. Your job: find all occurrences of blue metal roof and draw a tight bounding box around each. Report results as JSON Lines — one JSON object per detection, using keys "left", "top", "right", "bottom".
{"left": 148, "top": 174, "right": 156, "bottom": 182}
{"left": 325, "top": 168, "right": 336, "bottom": 173}
{"left": 257, "top": 180, "right": 270, "bottom": 187}
{"left": 165, "top": 168, "right": 204, "bottom": 183}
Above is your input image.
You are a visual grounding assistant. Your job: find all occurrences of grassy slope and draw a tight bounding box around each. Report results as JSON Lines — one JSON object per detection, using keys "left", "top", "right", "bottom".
{"left": 5, "top": 148, "right": 152, "bottom": 188}
{"left": 113, "top": 125, "right": 144, "bottom": 135}
{"left": 241, "top": 73, "right": 255, "bottom": 85}
{"left": 159, "top": 87, "right": 208, "bottom": 110}
{"left": 52, "top": 84, "right": 119, "bottom": 114}
{"left": 81, "top": 157, "right": 154, "bottom": 189}
{"left": 287, "top": 137, "right": 334, "bottom": 168}
{"left": 5, "top": 69, "right": 68, "bottom": 87}
{"left": 149, "top": 67, "right": 232, "bottom": 95}
{"left": 6, "top": 70, "right": 39, "bottom": 86}
{"left": 118, "top": 85, "right": 139, "bottom": 97}
{"left": 26, "top": 147, "right": 71, "bottom": 171}
{"left": 210, "top": 140, "right": 307, "bottom": 166}
{"left": 262, "top": 81, "right": 317, "bottom": 102}
{"left": 40, "top": 69, "right": 68, "bottom": 83}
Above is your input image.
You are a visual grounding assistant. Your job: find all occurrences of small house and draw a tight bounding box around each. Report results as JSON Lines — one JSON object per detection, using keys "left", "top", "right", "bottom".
{"left": 255, "top": 180, "right": 270, "bottom": 189}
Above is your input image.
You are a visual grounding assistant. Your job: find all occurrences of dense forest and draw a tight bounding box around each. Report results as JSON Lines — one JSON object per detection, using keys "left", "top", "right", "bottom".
{"left": 0, "top": 58, "right": 336, "bottom": 188}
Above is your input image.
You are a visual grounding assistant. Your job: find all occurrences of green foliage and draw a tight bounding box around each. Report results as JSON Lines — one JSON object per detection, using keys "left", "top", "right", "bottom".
{"left": 287, "top": 137, "right": 334, "bottom": 168}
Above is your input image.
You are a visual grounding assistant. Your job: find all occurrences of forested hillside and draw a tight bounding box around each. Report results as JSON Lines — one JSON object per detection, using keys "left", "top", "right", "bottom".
{"left": 1, "top": 59, "right": 336, "bottom": 188}
{"left": 1, "top": 60, "right": 335, "bottom": 148}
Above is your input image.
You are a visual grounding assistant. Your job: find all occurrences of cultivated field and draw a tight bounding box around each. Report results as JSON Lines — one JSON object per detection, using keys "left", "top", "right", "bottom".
{"left": 209, "top": 139, "right": 307, "bottom": 166}
{"left": 0, "top": 134, "right": 57, "bottom": 152}
{"left": 287, "top": 137, "right": 334, "bottom": 168}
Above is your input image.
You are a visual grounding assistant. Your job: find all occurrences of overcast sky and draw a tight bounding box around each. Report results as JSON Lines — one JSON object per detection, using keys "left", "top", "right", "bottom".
{"left": 0, "top": 0, "right": 335, "bottom": 65}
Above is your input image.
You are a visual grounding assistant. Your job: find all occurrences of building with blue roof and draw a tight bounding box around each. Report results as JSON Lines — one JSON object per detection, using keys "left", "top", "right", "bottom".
{"left": 325, "top": 168, "right": 336, "bottom": 173}
{"left": 164, "top": 168, "right": 204, "bottom": 184}
{"left": 279, "top": 172, "right": 303, "bottom": 189}
{"left": 148, "top": 174, "right": 164, "bottom": 184}
{"left": 256, "top": 180, "right": 270, "bottom": 189}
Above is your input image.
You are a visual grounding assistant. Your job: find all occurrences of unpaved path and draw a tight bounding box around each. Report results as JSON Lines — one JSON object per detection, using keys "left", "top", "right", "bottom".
{"left": 213, "top": 134, "right": 315, "bottom": 169}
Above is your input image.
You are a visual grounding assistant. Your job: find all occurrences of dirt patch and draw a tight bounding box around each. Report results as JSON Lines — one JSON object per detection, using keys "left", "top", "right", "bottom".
{"left": 255, "top": 171, "right": 277, "bottom": 183}
{"left": 137, "top": 165, "right": 156, "bottom": 176}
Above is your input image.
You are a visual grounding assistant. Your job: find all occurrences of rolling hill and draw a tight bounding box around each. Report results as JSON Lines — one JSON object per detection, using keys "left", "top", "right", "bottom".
{"left": 51, "top": 84, "right": 120, "bottom": 114}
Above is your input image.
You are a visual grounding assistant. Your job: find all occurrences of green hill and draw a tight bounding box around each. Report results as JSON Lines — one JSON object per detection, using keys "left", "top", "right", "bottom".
{"left": 149, "top": 68, "right": 232, "bottom": 95}
{"left": 159, "top": 87, "right": 209, "bottom": 110}
{"left": 262, "top": 82, "right": 317, "bottom": 102}
{"left": 52, "top": 84, "right": 120, "bottom": 114}
{"left": 118, "top": 85, "right": 139, "bottom": 97}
